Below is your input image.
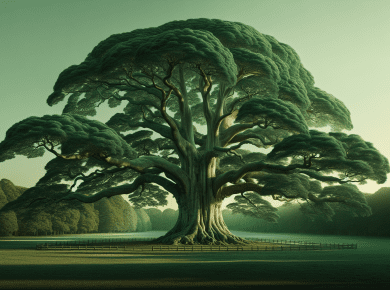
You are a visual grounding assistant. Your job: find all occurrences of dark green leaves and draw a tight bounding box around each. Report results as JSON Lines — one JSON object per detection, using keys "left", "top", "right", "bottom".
{"left": 127, "top": 183, "right": 169, "bottom": 209}
{"left": 235, "top": 97, "right": 309, "bottom": 135}
{"left": 267, "top": 129, "right": 347, "bottom": 162}
{"left": 305, "top": 87, "right": 353, "bottom": 131}
{"left": 226, "top": 192, "right": 280, "bottom": 223}
{"left": 0, "top": 113, "right": 138, "bottom": 163}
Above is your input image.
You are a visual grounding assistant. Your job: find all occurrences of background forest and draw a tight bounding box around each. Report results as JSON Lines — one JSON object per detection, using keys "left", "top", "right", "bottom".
{"left": 1, "top": 178, "right": 388, "bottom": 237}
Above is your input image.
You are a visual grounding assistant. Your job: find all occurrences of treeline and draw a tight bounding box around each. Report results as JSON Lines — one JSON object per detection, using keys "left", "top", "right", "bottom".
{"left": 1, "top": 178, "right": 389, "bottom": 238}
{"left": 221, "top": 188, "right": 390, "bottom": 238}
{"left": 0, "top": 179, "right": 151, "bottom": 236}
{"left": 144, "top": 208, "right": 179, "bottom": 231}
{"left": 144, "top": 188, "right": 390, "bottom": 238}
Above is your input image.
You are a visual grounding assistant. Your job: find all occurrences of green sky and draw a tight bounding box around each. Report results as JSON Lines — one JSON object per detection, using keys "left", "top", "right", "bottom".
{"left": 1, "top": 0, "right": 389, "bottom": 211}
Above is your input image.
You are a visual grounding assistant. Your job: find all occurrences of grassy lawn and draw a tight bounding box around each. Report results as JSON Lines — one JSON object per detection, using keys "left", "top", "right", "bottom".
{"left": 0, "top": 235, "right": 386, "bottom": 289}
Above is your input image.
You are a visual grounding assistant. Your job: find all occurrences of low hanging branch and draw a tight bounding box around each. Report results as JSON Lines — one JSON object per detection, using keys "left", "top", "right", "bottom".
{"left": 55, "top": 173, "right": 180, "bottom": 204}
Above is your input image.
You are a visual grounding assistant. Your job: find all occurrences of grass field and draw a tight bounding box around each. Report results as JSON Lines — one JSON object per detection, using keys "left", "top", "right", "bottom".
{"left": 1, "top": 241, "right": 384, "bottom": 290}
{"left": 0, "top": 233, "right": 388, "bottom": 289}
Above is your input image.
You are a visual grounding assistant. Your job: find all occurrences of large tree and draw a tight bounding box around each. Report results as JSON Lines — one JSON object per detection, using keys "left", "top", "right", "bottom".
{"left": 0, "top": 18, "right": 388, "bottom": 245}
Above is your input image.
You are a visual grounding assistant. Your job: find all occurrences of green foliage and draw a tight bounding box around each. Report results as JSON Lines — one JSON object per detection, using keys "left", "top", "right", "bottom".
{"left": 144, "top": 208, "right": 164, "bottom": 230}
{"left": 0, "top": 210, "right": 18, "bottom": 236}
{"left": 18, "top": 211, "right": 52, "bottom": 235}
{"left": 235, "top": 97, "right": 309, "bottom": 135}
{"left": 226, "top": 192, "right": 280, "bottom": 223}
{"left": 94, "top": 195, "right": 137, "bottom": 233}
{"left": 128, "top": 183, "right": 169, "bottom": 209}
{"left": 77, "top": 205, "right": 99, "bottom": 233}
{"left": 0, "top": 113, "right": 138, "bottom": 163}
{"left": 266, "top": 130, "right": 347, "bottom": 162}
{"left": 134, "top": 208, "right": 152, "bottom": 232}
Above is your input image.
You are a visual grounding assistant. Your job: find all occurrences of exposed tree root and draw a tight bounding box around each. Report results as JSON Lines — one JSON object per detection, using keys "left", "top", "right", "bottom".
{"left": 151, "top": 226, "right": 258, "bottom": 246}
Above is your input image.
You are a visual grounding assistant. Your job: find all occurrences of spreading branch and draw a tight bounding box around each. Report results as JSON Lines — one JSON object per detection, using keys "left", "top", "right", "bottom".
{"left": 55, "top": 173, "right": 181, "bottom": 204}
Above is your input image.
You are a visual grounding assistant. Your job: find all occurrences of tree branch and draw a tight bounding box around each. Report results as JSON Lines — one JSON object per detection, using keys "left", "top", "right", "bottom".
{"left": 199, "top": 66, "right": 214, "bottom": 125}
{"left": 55, "top": 173, "right": 181, "bottom": 204}
{"left": 212, "top": 137, "right": 276, "bottom": 159}
{"left": 219, "top": 120, "right": 264, "bottom": 147}
{"left": 219, "top": 182, "right": 264, "bottom": 199}
{"left": 150, "top": 62, "right": 191, "bottom": 158}
{"left": 66, "top": 166, "right": 127, "bottom": 193}
{"left": 213, "top": 83, "right": 235, "bottom": 138}
{"left": 213, "top": 161, "right": 310, "bottom": 195}
{"left": 40, "top": 139, "right": 190, "bottom": 196}
{"left": 38, "top": 136, "right": 95, "bottom": 160}
{"left": 177, "top": 63, "right": 196, "bottom": 146}
{"left": 226, "top": 131, "right": 278, "bottom": 148}
{"left": 295, "top": 169, "right": 361, "bottom": 184}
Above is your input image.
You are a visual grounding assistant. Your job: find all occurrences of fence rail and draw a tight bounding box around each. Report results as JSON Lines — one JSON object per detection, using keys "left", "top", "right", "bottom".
{"left": 36, "top": 237, "right": 357, "bottom": 251}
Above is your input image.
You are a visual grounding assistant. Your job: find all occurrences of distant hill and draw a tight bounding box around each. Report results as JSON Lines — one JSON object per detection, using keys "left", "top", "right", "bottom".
{"left": 0, "top": 179, "right": 29, "bottom": 208}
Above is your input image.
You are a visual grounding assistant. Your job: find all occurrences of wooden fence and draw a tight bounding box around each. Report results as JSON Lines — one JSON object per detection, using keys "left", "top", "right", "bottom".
{"left": 36, "top": 237, "right": 357, "bottom": 251}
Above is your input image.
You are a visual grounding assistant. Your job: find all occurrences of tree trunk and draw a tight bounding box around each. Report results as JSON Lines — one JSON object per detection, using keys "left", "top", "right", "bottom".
{"left": 152, "top": 156, "right": 253, "bottom": 246}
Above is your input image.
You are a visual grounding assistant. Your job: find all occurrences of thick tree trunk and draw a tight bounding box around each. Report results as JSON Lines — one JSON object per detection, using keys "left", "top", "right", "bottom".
{"left": 153, "top": 198, "right": 252, "bottom": 245}
{"left": 153, "top": 156, "right": 253, "bottom": 245}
